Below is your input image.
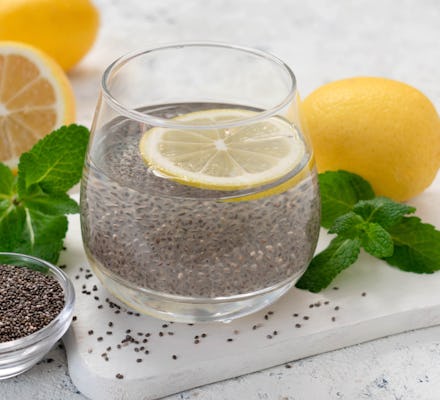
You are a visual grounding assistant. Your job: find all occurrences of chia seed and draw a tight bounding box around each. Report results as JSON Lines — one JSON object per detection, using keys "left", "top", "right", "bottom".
{"left": 0, "top": 264, "right": 65, "bottom": 342}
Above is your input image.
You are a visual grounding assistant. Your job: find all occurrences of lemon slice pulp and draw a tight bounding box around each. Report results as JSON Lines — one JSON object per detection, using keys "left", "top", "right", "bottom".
{"left": 139, "top": 108, "right": 306, "bottom": 190}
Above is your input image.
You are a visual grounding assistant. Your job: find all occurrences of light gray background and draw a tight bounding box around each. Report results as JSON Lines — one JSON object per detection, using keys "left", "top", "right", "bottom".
{"left": 2, "top": 0, "right": 440, "bottom": 399}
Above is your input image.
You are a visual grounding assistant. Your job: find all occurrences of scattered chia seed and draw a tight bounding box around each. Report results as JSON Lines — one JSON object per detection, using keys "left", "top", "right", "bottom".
{"left": 136, "top": 358, "right": 142, "bottom": 363}
{"left": 303, "top": 316, "right": 309, "bottom": 320}
{"left": 266, "top": 334, "right": 273, "bottom": 339}
{"left": 285, "top": 364, "right": 292, "bottom": 369}
{"left": 108, "top": 322, "right": 113, "bottom": 327}
{"left": 324, "top": 301, "right": 330, "bottom": 305}
{"left": 172, "top": 355, "right": 177, "bottom": 360}
{"left": 0, "top": 264, "right": 65, "bottom": 342}
{"left": 362, "top": 292, "right": 367, "bottom": 297}
{"left": 201, "top": 333, "right": 207, "bottom": 338}
{"left": 334, "top": 306, "right": 340, "bottom": 311}
{"left": 293, "top": 313, "right": 299, "bottom": 317}
{"left": 332, "top": 317, "right": 336, "bottom": 322}
{"left": 97, "top": 337, "right": 103, "bottom": 342}
{"left": 88, "top": 330, "right": 94, "bottom": 335}
{"left": 73, "top": 316, "right": 77, "bottom": 321}
{"left": 227, "top": 338, "right": 233, "bottom": 342}
{"left": 333, "top": 287, "right": 339, "bottom": 290}
{"left": 159, "top": 332, "right": 164, "bottom": 337}
{"left": 194, "top": 339, "right": 200, "bottom": 344}
{"left": 116, "top": 373, "right": 124, "bottom": 379}
{"left": 295, "top": 323, "right": 301, "bottom": 328}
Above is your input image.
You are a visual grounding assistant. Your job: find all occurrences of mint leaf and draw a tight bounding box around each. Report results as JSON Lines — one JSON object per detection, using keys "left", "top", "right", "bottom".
{"left": 22, "top": 186, "right": 79, "bottom": 215}
{"left": 329, "top": 212, "right": 364, "bottom": 237}
{"left": 0, "top": 125, "right": 89, "bottom": 263}
{"left": 330, "top": 211, "right": 394, "bottom": 257}
{"left": 319, "top": 170, "right": 375, "bottom": 228}
{"left": 18, "top": 124, "right": 89, "bottom": 195}
{"left": 359, "top": 222, "right": 394, "bottom": 258}
{"left": 298, "top": 170, "right": 440, "bottom": 293}
{"left": 384, "top": 216, "right": 440, "bottom": 273}
{"left": 15, "top": 209, "right": 68, "bottom": 264}
{"left": 0, "top": 205, "right": 26, "bottom": 252}
{"left": 0, "top": 202, "right": 68, "bottom": 264}
{"left": 295, "top": 237, "right": 361, "bottom": 292}
{"left": 0, "top": 162, "right": 14, "bottom": 196}
{"left": 353, "top": 197, "right": 415, "bottom": 228}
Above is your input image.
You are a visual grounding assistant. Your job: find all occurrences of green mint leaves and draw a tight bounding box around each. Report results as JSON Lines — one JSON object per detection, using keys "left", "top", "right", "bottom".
{"left": 296, "top": 170, "right": 440, "bottom": 293}
{"left": 0, "top": 125, "right": 89, "bottom": 263}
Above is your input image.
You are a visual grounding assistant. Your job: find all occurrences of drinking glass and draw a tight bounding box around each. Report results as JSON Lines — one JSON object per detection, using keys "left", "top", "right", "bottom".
{"left": 80, "top": 42, "right": 320, "bottom": 323}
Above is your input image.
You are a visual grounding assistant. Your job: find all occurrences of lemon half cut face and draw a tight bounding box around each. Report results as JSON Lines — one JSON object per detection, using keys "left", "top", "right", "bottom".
{"left": 139, "top": 108, "right": 307, "bottom": 191}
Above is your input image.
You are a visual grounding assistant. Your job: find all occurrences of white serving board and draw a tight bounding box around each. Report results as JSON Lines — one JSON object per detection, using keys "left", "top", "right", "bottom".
{"left": 63, "top": 176, "right": 440, "bottom": 400}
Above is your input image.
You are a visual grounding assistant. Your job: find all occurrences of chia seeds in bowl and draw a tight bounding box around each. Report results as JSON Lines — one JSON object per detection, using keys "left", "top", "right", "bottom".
{"left": 0, "top": 252, "right": 75, "bottom": 380}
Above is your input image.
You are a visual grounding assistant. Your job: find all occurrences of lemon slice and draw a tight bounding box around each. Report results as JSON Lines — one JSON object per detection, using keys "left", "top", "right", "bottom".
{"left": 139, "top": 108, "right": 306, "bottom": 190}
{"left": 0, "top": 41, "right": 75, "bottom": 168}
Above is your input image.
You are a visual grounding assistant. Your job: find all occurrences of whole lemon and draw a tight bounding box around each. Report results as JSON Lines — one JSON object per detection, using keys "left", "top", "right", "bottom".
{"left": 302, "top": 77, "right": 440, "bottom": 201}
{"left": 0, "top": 0, "right": 99, "bottom": 70}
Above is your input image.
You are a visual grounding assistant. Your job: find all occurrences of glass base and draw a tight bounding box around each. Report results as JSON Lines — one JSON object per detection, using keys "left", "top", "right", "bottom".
{"left": 89, "top": 258, "right": 302, "bottom": 323}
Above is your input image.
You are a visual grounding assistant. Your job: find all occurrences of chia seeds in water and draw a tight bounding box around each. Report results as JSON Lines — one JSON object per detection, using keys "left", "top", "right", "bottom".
{"left": 0, "top": 264, "right": 64, "bottom": 342}
{"left": 81, "top": 103, "right": 320, "bottom": 298}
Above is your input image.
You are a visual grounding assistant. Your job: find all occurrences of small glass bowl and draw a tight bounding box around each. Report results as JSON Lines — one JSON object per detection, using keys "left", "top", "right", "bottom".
{"left": 0, "top": 252, "right": 75, "bottom": 380}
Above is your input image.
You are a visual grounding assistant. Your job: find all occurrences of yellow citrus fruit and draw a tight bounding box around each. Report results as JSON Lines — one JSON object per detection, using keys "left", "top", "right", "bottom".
{"left": 140, "top": 108, "right": 306, "bottom": 191}
{"left": 302, "top": 77, "right": 440, "bottom": 201}
{"left": 0, "top": 41, "right": 76, "bottom": 168}
{"left": 0, "top": 0, "right": 99, "bottom": 70}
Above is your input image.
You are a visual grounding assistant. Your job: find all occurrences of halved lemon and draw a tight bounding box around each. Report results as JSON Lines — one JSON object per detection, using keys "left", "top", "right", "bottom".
{"left": 0, "top": 41, "right": 75, "bottom": 168}
{"left": 139, "top": 108, "right": 306, "bottom": 190}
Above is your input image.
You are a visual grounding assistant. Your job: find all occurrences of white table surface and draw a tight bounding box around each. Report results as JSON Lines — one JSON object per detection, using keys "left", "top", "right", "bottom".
{"left": 2, "top": 0, "right": 440, "bottom": 399}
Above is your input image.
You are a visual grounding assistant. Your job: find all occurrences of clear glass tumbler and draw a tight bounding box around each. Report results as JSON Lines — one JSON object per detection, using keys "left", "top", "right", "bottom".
{"left": 80, "top": 42, "right": 320, "bottom": 323}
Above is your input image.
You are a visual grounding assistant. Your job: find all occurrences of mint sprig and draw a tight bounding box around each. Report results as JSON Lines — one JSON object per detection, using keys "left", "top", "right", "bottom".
{"left": 296, "top": 170, "right": 440, "bottom": 293}
{"left": 0, "top": 125, "right": 89, "bottom": 263}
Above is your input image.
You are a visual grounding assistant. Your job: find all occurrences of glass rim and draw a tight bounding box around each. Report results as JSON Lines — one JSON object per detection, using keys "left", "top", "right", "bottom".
{"left": 101, "top": 41, "right": 297, "bottom": 129}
